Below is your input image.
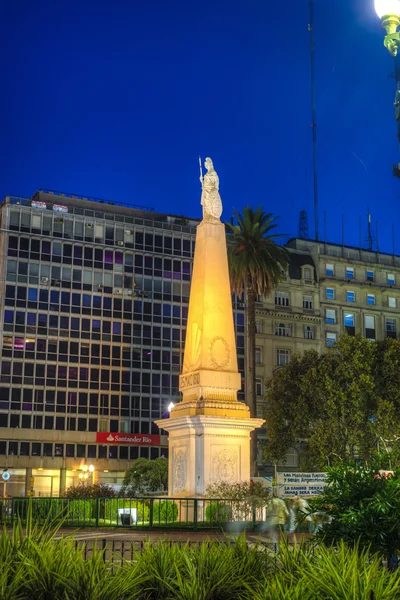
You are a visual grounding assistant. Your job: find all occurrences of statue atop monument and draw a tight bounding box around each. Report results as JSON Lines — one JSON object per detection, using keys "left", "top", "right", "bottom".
{"left": 199, "top": 157, "right": 223, "bottom": 221}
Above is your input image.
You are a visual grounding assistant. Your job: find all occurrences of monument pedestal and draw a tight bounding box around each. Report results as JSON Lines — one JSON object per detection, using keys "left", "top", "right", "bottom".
{"left": 156, "top": 413, "right": 264, "bottom": 497}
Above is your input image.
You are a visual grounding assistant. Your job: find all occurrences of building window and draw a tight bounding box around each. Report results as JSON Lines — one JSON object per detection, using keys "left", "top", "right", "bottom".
{"left": 367, "top": 294, "right": 375, "bottom": 306}
{"left": 388, "top": 297, "right": 396, "bottom": 308}
{"left": 255, "top": 347, "right": 262, "bottom": 365}
{"left": 388, "top": 273, "right": 395, "bottom": 285}
{"left": 386, "top": 318, "right": 396, "bottom": 338}
{"left": 326, "top": 263, "right": 334, "bottom": 276}
{"left": 326, "top": 332, "right": 336, "bottom": 347}
{"left": 304, "top": 325, "right": 313, "bottom": 339}
{"left": 347, "top": 291, "right": 355, "bottom": 303}
{"left": 303, "top": 295, "right": 313, "bottom": 309}
{"left": 365, "top": 315, "right": 375, "bottom": 340}
{"left": 280, "top": 447, "right": 299, "bottom": 468}
{"left": 275, "top": 292, "right": 290, "bottom": 306}
{"left": 275, "top": 323, "right": 291, "bottom": 337}
{"left": 326, "top": 288, "right": 335, "bottom": 300}
{"left": 346, "top": 267, "right": 354, "bottom": 279}
{"left": 277, "top": 349, "right": 289, "bottom": 367}
{"left": 255, "top": 320, "right": 262, "bottom": 333}
{"left": 256, "top": 378, "right": 263, "bottom": 396}
{"left": 366, "top": 270, "right": 374, "bottom": 282}
{"left": 325, "top": 309, "right": 336, "bottom": 324}
{"left": 344, "top": 312, "right": 355, "bottom": 336}
{"left": 303, "top": 267, "right": 312, "bottom": 282}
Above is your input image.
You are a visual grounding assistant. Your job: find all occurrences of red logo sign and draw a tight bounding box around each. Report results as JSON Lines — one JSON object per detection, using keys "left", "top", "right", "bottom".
{"left": 96, "top": 432, "right": 161, "bottom": 446}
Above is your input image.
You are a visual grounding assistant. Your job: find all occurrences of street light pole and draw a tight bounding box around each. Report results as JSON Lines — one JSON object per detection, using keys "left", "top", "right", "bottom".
{"left": 374, "top": 0, "right": 400, "bottom": 56}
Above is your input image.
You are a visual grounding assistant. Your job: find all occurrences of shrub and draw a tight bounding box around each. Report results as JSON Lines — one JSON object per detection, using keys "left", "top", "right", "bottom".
{"left": 103, "top": 498, "right": 150, "bottom": 524}
{"left": 205, "top": 501, "right": 232, "bottom": 523}
{"left": 66, "top": 499, "right": 93, "bottom": 522}
{"left": 153, "top": 500, "right": 178, "bottom": 523}
{"left": 65, "top": 483, "right": 117, "bottom": 498}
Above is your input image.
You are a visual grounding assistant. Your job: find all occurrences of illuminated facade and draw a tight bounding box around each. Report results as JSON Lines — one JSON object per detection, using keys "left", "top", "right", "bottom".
{"left": 0, "top": 190, "right": 246, "bottom": 495}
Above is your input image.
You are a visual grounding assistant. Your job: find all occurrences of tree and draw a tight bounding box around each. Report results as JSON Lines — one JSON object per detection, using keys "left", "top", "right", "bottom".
{"left": 227, "top": 207, "right": 288, "bottom": 476}
{"left": 65, "top": 483, "right": 117, "bottom": 498}
{"left": 122, "top": 457, "right": 168, "bottom": 495}
{"left": 308, "top": 460, "right": 400, "bottom": 567}
{"left": 265, "top": 333, "right": 400, "bottom": 470}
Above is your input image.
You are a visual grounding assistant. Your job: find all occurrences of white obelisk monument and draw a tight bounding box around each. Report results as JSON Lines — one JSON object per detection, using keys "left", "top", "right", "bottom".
{"left": 156, "top": 157, "right": 264, "bottom": 497}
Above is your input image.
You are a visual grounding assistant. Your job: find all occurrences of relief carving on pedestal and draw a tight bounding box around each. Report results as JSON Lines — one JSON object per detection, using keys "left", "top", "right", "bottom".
{"left": 211, "top": 446, "right": 239, "bottom": 483}
{"left": 209, "top": 336, "right": 230, "bottom": 370}
{"left": 173, "top": 447, "right": 187, "bottom": 494}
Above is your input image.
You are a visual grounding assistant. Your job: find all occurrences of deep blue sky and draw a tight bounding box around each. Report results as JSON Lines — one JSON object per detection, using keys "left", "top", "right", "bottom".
{"left": 1, "top": 0, "right": 399, "bottom": 252}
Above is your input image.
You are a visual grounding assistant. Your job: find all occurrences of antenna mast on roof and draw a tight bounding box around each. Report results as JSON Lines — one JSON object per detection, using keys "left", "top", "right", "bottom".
{"left": 364, "top": 209, "right": 376, "bottom": 251}
{"left": 309, "top": 0, "right": 319, "bottom": 240}
{"left": 298, "top": 210, "right": 309, "bottom": 239}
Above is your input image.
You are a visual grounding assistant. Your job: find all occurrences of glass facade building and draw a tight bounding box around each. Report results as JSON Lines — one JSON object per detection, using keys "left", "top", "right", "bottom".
{"left": 0, "top": 190, "right": 245, "bottom": 496}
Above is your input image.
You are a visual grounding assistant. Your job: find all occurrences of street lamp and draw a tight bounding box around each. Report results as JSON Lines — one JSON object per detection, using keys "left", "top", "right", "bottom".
{"left": 375, "top": 0, "right": 400, "bottom": 55}
{"left": 78, "top": 464, "right": 94, "bottom": 482}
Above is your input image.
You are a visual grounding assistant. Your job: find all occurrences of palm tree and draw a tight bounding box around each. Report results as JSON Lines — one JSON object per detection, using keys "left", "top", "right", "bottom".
{"left": 227, "top": 206, "right": 289, "bottom": 476}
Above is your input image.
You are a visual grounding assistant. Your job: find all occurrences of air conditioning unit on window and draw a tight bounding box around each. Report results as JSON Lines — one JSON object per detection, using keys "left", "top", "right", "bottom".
{"left": 54, "top": 280, "right": 61, "bottom": 286}
{"left": 125, "top": 230, "right": 132, "bottom": 235}
{"left": 127, "top": 289, "right": 133, "bottom": 296}
{"left": 41, "top": 276, "right": 49, "bottom": 283}
{"left": 97, "top": 285, "right": 103, "bottom": 291}
{"left": 113, "top": 288, "right": 123, "bottom": 295}
{"left": 85, "top": 223, "right": 93, "bottom": 229}
{"left": 117, "top": 241, "right": 124, "bottom": 246}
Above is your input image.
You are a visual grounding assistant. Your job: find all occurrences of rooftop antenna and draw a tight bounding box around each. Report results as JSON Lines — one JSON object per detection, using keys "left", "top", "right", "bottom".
{"left": 364, "top": 208, "right": 376, "bottom": 251}
{"left": 298, "top": 210, "right": 309, "bottom": 239}
{"left": 309, "top": 0, "right": 319, "bottom": 240}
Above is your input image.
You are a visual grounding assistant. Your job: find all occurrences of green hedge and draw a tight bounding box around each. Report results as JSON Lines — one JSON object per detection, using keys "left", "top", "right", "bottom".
{"left": 153, "top": 500, "right": 178, "bottom": 523}
{"left": 205, "top": 502, "right": 232, "bottom": 523}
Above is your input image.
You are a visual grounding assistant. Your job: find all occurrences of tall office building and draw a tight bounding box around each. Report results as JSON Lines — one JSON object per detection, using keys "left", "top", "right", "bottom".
{"left": 0, "top": 189, "right": 246, "bottom": 496}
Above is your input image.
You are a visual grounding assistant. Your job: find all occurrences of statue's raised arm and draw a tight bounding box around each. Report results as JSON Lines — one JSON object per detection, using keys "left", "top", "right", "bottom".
{"left": 200, "top": 157, "right": 223, "bottom": 221}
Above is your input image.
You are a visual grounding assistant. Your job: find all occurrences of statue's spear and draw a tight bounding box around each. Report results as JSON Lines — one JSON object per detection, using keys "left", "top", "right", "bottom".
{"left": 198, "top": 155, "right": 203, "bottom": 184}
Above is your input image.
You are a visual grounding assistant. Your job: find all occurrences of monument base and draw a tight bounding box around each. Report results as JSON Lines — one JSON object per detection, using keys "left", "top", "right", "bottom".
{"left": 155, "top": 413, "right": 265, "bottom": 497}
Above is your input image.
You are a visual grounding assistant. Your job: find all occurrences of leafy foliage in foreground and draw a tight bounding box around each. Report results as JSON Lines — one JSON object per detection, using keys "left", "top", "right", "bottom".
{"left": 2, "top": 506, "right": 400, "bottom": 599}
{"left": 308, "top": 461, "right": 400, "bottom": 563}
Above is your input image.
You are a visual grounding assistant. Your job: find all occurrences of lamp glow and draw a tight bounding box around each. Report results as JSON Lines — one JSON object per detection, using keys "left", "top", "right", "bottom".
{"left": 168, "top": 402, "right": 175, "bottom": 412}
{"left": 375, "top": 0, "right": 400, "bottom": 18}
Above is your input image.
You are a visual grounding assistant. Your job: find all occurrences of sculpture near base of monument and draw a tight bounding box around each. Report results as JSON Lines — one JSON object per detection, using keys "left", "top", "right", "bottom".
{"left": 200, "top": 157, "right": 223, "bottom": 221}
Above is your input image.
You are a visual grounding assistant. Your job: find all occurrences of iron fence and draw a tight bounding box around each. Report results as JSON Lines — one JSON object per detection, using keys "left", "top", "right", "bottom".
{"left": 0, "top": 496, "right": 267, "bottom": 531}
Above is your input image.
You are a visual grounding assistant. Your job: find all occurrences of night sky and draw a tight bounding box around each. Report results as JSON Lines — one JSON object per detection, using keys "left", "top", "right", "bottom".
{"left": 1, "top": 0, "right": 400, "bottom": 253}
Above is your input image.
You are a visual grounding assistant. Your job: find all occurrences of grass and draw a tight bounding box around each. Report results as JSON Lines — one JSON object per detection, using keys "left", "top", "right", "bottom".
{"left": 0, "top": 506, "right": 399, "bottom": 599}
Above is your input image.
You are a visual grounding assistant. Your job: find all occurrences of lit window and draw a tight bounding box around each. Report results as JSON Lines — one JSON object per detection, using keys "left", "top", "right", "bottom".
{"left": 366, "top": 270, "right": 374, "bottom": 282}
{"left": 277, "top": 349, "right": 289, "bottom": 367}
{"left": 388, "top": 274, "right": 395, "bottom": 285}
{"left": 326, "top": 288, "right": 335, "bottom": 300}
{"left": 326, "top": 264, "right": 334, "bottom": 276}
{"left": 304, "top": 326, "right": 313, "bottom": 339}
{"left": 344, "top": 313, "right": 355, "bottom": 327}
{"left": 325, "top": 309, "right": 336, "bottom": 324}
{"left": 365, "top": 315, "right": 375, "bottom": 340}
{"left": 303, "top": 295, "right": 313, "bottom": 309}
{"left": 367, "top": 294, "right": 375, "bottom": 306}
{"left": 326, "top": 333, "right": 336, "bottom": 347}
{"left": 256, "top": 378, "right": 263, "bottom": 396}
{"left": 347, "top": 291, "right": 355, "bottom": 303}
{"left": 388, "top": 297, "right": 396, "bottom": 308}
{"left": 346, "top": 267, "right": 354, "bottom": 279}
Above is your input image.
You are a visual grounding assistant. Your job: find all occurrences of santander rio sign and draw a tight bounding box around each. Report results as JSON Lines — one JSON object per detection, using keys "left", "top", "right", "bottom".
{"left": 96, "top": 432, "right": 160, "bottom": 446}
